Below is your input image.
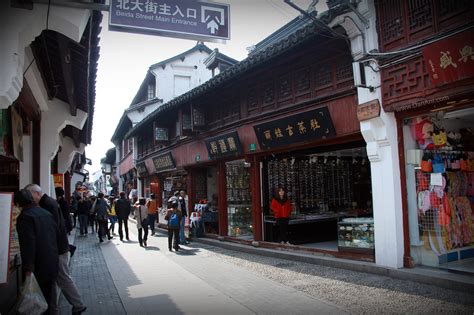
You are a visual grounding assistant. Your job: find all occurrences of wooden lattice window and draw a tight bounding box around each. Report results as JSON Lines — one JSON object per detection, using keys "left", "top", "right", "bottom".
{"left": 377, "top": 0, "right": 474, "bottom": 51}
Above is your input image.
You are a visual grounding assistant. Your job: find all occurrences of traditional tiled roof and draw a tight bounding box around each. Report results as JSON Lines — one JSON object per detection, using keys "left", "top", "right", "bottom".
{"left": 125, "top": 20, "right": 324, "bottom": 139}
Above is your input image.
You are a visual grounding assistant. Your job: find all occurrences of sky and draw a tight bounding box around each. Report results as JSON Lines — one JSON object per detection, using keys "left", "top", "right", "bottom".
{"left": 85, "top": 0, "right": 316, "bottom": 175}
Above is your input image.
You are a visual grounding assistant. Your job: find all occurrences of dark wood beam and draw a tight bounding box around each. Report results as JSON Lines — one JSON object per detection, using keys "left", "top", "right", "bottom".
{"left": 57, "top": 34, "right": 77, "bottom": 116}
{"left": 71, "top": 127, "right": 81, "bottom": 148}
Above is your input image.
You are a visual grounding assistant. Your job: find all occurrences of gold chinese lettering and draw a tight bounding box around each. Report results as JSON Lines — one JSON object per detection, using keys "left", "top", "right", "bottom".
{"left": 310, "top": 118, "right": 321, "bottom": 130}
{"left": 274, "top": 128, "right": 283, "bottom": 138}
{"left": 458, "top": 45, "right": 474, "bottom": 63}
{"left": 440, "top": 51, "right": 457, "bottom": 69}
{"left": 297, "top": 121, "right": 307, "bottom": 134}
{"left": 286, "top": 125, "right": 294, "bottom": 136}
{"left": 227, "top": 137, "right": 237, "bottom": 151}
{"left": 218, "top": 139, "right": 228, "bottom": 153}
{"left": 264, "top": 130, "right": 272, "bottom": 140}
{"left": 210, "top": 141, "right": 218, "bottom": 154}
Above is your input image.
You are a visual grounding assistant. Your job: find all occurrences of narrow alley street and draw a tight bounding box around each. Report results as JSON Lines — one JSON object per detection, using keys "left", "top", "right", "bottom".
{"left": 60, "top": 223, "right": 474, "bottom": 315}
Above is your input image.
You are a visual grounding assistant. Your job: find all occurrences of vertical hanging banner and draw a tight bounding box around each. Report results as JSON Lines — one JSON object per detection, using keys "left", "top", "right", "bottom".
{"left": 109, "top": 0, "right": 230, "bottom": 41}
{"left": 53, "top": 174, "right": 65, "bottom": 188}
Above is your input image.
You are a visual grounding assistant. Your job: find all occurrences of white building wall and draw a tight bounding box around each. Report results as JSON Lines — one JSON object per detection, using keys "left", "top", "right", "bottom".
{"left": 330, "top": 0, "right": 405, "bottom": 268}
{"left": 0, "top": 2, "right": 90, "bottom": 108}
{"left": 151, "top": 49, "right": 212, "bottom": 104}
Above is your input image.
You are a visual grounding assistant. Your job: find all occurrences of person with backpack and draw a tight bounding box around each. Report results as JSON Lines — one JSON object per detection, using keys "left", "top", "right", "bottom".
{"left": 165, "top": 198, "right": 182, "bottom": 251}
{"left": 134, "top": 198, "right": 149, "bottom": 247}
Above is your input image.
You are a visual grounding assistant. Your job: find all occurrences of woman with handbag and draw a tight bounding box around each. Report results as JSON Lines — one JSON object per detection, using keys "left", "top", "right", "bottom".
{"left": 135, "top": 198, "right": 149, "bottom": 247}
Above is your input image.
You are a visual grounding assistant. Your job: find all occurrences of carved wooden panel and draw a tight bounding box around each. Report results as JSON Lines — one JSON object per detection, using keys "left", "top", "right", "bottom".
{"left": 378, "top": 0, "right": 404, "bottom": 47}
{"left": 314, "top": 63, "right": 332, "bottom": 88}
{"left": 262, "top": 80, "right": 275, "bottom": 104}
{"left": 295, "top": 68, "right": 311, "bottom": 94}
{"left": 382, "top": 56, "right": 431, "bottom": 101}
{"left": 408, "top": 0, "right": 433, "bottom": 32}
{"left": 247, "top": 86, "right": 258, "bottom": 110}
{"left": 278, "top": 74, "right": 292, "bottom": 100}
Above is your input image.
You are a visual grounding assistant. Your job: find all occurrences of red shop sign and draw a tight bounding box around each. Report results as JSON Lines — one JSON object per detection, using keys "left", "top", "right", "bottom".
{"left": 422, "top": 30, "right": 474, "bottom": 86}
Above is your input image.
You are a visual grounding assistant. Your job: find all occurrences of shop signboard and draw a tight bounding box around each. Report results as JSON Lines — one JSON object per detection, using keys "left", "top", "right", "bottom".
{"left": 0, "top": 193, "right": 13, "bottom": 283}
{"left": 53, "top": 173, "right": 64, "bottom": 188}
{"left": 0, "top": 109, "right": 13, "bottom": 158}
{"left": 423, "top": 30, "right": 474, "bottom": 86}
{"left": 357, "top": 99, "right": 381, "bottom": 121}
{"left": 205, "top": 131, "right": 243, "bottom": 160}
{"left": 136, "top": 162, "right": 149, "bottom": 177}
{"left": 254, "top": 107, "right": 336, "bottom": 150}
{"left": 155, "top": 127, "right": 169, "bottom": 141}
{"left": 109, "top": 0, "right": 230, "bottom": 42}
{"left": 10, "top": 107, "right": 23, "bottom": 162}
{"left": 152, "top": 152, "right": 176, "bottom": 172}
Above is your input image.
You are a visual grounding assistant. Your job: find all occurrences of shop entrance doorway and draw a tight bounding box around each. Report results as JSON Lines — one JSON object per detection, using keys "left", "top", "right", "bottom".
{"left": 262, "top": 141, "right": 374, "bottom": 255}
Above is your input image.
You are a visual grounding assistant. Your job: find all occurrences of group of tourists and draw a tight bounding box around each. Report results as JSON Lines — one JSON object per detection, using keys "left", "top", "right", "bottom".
{"left": 15, "top": 184, "right": 87, "bottom": 315}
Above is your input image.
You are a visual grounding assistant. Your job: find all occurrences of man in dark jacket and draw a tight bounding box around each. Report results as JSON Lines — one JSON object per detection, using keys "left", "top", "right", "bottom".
{"left": 25, "top": 184, "right": 86, "bottom": 315}
{"left": 15, "top": 189, "right": 59, "bottom": 314}
{"left": 55, "top": 187, "right": 73, "bottom": 234}
{"left": 115, "top": 191, "right": 131, "bottom": 241}
{"left": 95, "top": 193, "right": 112, "bottom": 242}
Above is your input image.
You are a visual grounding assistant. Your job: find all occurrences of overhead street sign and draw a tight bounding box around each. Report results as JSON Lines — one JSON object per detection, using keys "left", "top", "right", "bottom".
{"left": 109, "top": 0, "right": 230, "bottom": 42}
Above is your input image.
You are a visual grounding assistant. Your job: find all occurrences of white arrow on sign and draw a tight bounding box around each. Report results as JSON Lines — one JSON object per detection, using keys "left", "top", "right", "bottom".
{"left": 207, "top": 20, "right": 219, "bottom": 34}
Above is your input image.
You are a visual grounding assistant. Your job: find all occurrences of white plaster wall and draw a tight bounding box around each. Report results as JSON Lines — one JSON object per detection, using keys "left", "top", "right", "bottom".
{"left": 151, "top": 49, "right": 212, "bottom": 104}
{"left": 333, "top": 0, "right": 405, "bottom": 268}
{"left": 127, "top": 102, "right": 161, "bottom": 125}
{"left": 40, "top": 99, "right": 88, "bottom": 192}
{"left": 19, "top": 134, "right": 32, "bottom": 188}
{"left": 0, "top": 2, "right": 90, "bottom": 108}
{"left": 58, "top": 135, "right": 85, "bottom": 174}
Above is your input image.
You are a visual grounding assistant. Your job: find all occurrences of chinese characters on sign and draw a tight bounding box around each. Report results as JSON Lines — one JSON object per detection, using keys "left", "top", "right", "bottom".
{"left": 136, "top": 162, "right": 148, "bottom": 177}
{"left": 109, "top": 0, "right": 230, "bottom": 41}
{"left": 152, "top": 152, "right": 176, "bottom": 172}
{"left": 422, "top": 30, "right": 474, "bottom": 86}
{"left": 254, "top": 107, "right": 336, "bottom": 150}
{"left": 205, "top": 131, "right": 243, "bottom": 160}
{"left": 53, "top": 174, "right": 64, "bottom": 188}
{"left": 357, "top": 99, "right": 381, "bottom": 122}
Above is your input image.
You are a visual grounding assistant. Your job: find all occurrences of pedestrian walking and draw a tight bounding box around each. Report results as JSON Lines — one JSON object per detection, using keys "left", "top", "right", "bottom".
{"left": 108, "top": 196, "right": 118, "bottom": 235}
{"left": 165, "top": 198, "right": 182, "bottom": 251}
{"left": 77, "top": 195, "right": 89, "bottom": 236}
{"left": 89, "top": 196, "right": 97, "bottom": 233}
{"left": 135, "top": 198, "right": 149, "bottom": 247}
{"left": 95, "top": 193, "right": 112, "bottom": 243}
{"left": 115, "top": 191, "right": 131, "bottom": 241}
{"left": 178, "top": 190, "right": 189, "bottom": 245}
{"left": 55, "top": 187, "right": 73, "bottom": 235}
{"left": 25, "top": 184, "right": 87, "bottom": 314}
{"left": 270, "top": 186, "right": 293, "bottom": 245}
{"left": 15, "top": 189, "right": 59, "bottom": 314}
{"left": 145, "top": 193, "right": 158, "bottom": 235}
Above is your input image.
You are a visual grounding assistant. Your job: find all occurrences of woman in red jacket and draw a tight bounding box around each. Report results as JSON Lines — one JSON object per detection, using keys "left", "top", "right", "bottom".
{"left": 270, "top": 186, "right": 292, "bottom": 245}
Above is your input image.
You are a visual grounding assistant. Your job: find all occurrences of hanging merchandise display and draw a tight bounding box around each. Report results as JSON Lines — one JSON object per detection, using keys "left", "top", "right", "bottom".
{"left": 263, "top": 145, "right": 373, "bottom": 251}
{"left": 226, "top": 160, "right": 253, "bottom": 238}
{"left": 406, "top": 109, "right": 474, "bottom": 268}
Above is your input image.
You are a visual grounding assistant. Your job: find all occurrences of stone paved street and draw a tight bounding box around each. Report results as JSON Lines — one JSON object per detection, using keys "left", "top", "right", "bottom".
{"left": 58, "top": 223, "right": 474, "bottom": 315}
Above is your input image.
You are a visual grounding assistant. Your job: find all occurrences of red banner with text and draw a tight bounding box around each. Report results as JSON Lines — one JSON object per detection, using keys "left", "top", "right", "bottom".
{"left": 422, "top": 30, "right": 474, "bottom": 86}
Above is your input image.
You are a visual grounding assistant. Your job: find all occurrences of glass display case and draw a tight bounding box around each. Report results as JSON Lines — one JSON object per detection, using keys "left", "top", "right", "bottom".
{"left": 337, "top": 217, "right": 374, "bottom": 252}
{"left": 226, "top": 160, "right": 253, "bottom": 238}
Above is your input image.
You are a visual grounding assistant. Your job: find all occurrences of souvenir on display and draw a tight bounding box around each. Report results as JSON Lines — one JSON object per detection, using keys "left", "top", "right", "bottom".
{"left": 415, "top": 118, "right": 435, "bottom": 150}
